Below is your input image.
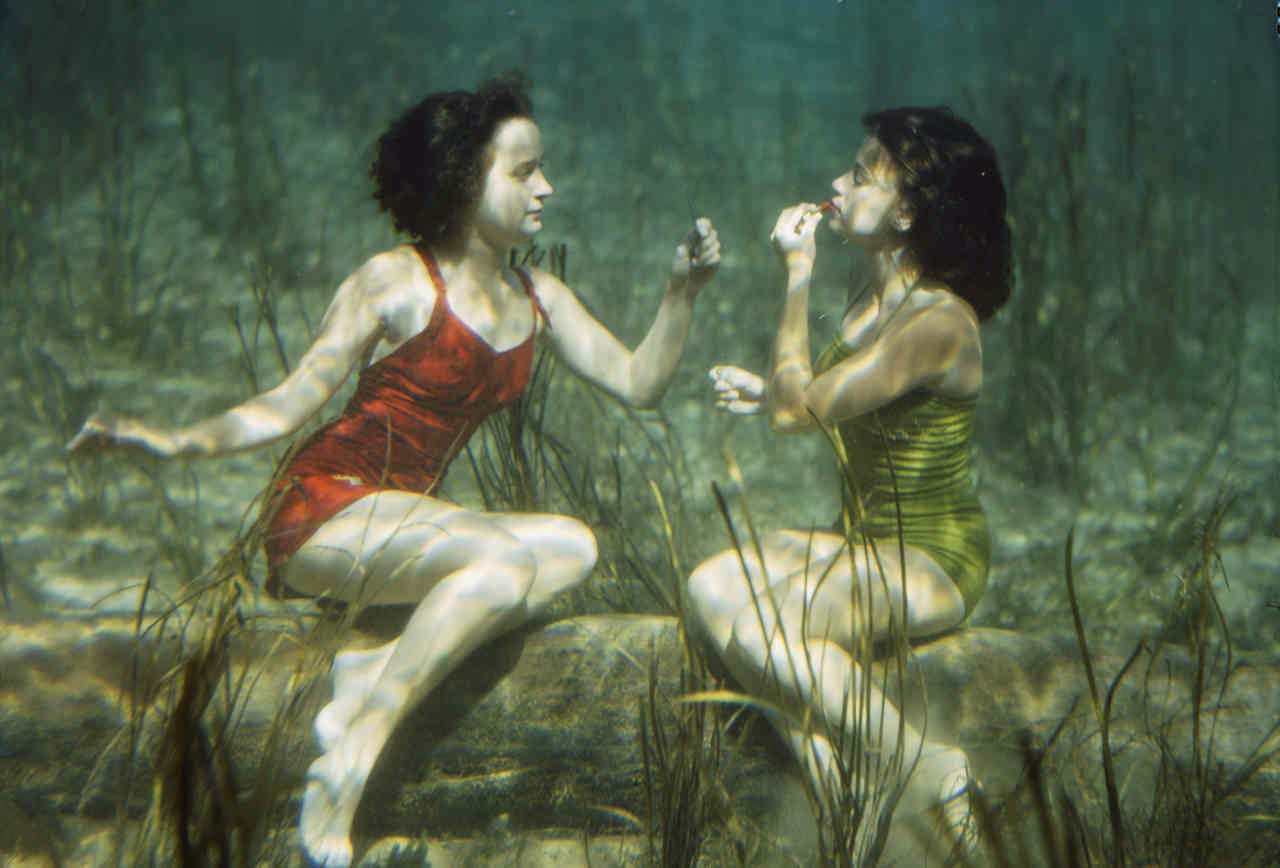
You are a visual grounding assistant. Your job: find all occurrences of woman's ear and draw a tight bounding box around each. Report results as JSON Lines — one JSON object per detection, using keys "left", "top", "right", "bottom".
{"left": 893, "top": 206, "right": 913, "bottom": 233}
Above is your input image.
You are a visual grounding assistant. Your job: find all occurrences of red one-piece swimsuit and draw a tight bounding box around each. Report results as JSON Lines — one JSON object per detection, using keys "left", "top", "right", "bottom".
{"left": 263, "top": 245, "right": 542, "bottom": 590}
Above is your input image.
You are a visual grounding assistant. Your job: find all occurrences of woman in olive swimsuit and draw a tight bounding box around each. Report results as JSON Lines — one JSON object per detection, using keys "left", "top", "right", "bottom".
{"left": 70, "top": 76, "right": 720, "bottom": 867}
{"left": 688, "top": 106, "right": 1010, "bottom": 841}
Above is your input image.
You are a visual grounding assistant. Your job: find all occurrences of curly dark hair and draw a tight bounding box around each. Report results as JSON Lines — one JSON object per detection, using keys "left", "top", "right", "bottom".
{"left": 370, "top": 74, "right": 533, "bottom": 246}
{"left": 862, "top": 107, "right": 1012, "bottom": 321}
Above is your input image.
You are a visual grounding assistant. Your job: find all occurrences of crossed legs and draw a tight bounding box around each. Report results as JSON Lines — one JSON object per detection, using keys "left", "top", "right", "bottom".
{"left": 686, "top": 529, "right": 970, "bottom": 835}
{"left": 283, "top": 492, "right": 597, "bottom": 867}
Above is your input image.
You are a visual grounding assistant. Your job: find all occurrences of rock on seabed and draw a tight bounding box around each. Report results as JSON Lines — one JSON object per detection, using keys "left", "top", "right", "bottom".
{"left": 1, "top": 611, "right": 1277, "bottom": 863}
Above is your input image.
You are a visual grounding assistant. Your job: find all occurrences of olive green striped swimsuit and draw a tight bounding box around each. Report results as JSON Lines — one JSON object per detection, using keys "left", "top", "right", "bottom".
{"left": 815, "top": 338, "right": 991, "bottom": 614}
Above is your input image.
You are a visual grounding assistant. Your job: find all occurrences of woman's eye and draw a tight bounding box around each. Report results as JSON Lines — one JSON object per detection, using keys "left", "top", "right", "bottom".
{"left": 853, "top": 167, "right": 869, "bottom": 184}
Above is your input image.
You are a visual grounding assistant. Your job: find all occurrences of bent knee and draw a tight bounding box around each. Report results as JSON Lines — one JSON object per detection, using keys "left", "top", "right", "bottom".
{"left": 447, "top": 520, "right": 539, "bottom": 602}
{"left": 533, "top": 514, "right": 597, "bottom": 592}
{"left": 686, "top": 558, "right": 731, "bottom": 623}
{"left": 685, "top": 557, "right": 744, "bottom": 645}
{"left": 488, "top": 533, "right": 540, "bottom": 579}
{"left": 557, "top": 515, "right": 598, "bottom": 575}
{"left": 465, "top": 548, "right": 538, "bottom": 614}
{"left": 726, "top": 615, "right": 812, "bottom": 695}
{"left": 727, "top": 603, "right": 785, "bottom": 665}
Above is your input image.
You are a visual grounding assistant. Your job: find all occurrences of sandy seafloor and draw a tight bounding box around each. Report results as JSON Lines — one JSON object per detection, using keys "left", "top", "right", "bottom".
{"left": 1, "top": 0, "right": 1278, "bottom": 863}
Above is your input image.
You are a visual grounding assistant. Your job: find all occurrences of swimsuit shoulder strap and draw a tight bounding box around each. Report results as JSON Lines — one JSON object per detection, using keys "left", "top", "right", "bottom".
{"left": 512, "top": 265, "right": 549, "bottom": 328}
{"left": 414, "top": 244, "right": 547, "bottom": 331}
{"left": 412, "top": 244, "right": 448, "bottom": 299}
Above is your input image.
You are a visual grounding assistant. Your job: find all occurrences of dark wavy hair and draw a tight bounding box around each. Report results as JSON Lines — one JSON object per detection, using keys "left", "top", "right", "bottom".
{"left": 862, "top": 107, "right": 1012, "bottom": 321}
{"left": 370, "top": 74, "right": 533, "bottom": 246}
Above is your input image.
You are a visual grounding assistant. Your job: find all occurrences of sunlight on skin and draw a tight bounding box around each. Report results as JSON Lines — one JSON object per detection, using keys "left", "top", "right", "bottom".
{"left": 687, "top": 532, "right": 973, "bottom": 837}
{"left": 68, "top": 111, "right": 720, "bottom": 867}
{"left": 66, "top": 121, "right": 723, "bottom": 458}
{"left": 690, "top": 133, "right": 982, "bottom": 842}
{"left": 314, "top": 644, "right": 396, "bottom": 753}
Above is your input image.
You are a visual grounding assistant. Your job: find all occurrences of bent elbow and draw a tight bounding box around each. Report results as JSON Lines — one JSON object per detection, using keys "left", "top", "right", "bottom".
{"left": 621, "top": 364, "right": 666, "bottom": 410}
{"left": 767, "top": 392, "right": 828, "bottom": 432}
{"left": 628, "top": 388, "right": 663, "bottom": 411}
{"left": 767, "top": 408, "right": 808, "bottom": 434}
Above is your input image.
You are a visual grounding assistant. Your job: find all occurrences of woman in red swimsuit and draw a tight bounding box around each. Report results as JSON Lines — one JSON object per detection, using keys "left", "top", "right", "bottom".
{"left": 69, "top": 75, "right": 720, "bottom": 867}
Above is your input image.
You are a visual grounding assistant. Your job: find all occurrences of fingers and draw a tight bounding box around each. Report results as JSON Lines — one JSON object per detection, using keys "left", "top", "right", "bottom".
{"left": 708, "top": 367, "right": 765, "bottom": 418}
{"left": 709, "top": 365, "right": 764, "bottom": 394}
{"left": 66, "top": 431, "right": 94, "bottom": 452}
{"left": 712, "top": 385, "right": 762, "bottom": 413}
{"left": 708, "top": 367, "right": 764, "bottom": 415}
{"left": 717, "top": 399, "right": 762, "bottom": 416}
{"left": 66, "top": 413, "right": 112, "bottom": 453}
{"left": 687, "top": 217, "right": 722, "bottom": 268}
{"left": 66, "top": 413, "right": 172, "bottom": 457}
{"left": 770, "top": 203, "right": 821, "bottom": 242}
{"left": 794, "top": 207, "right": 826, "bottom": 235}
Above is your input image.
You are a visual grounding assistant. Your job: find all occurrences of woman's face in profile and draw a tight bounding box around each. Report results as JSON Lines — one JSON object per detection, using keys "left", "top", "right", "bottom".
{"left": 473, "top": 117, "right": 554, "bottom": 248}
{"left": 829, "top": 137, "right": 908, "bottom": 246}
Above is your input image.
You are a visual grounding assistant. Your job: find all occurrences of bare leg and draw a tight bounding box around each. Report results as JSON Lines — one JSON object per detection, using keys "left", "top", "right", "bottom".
{"left": 686, "top": 529, "right": 847, "bottom": 653}
{"left": 283, "top": 494, "right": 595, "bottom": 867}
{"left": 488, "top": 513, "right": 598, "bottom": 616}
{"left": 728, "top": 624, "right": 969, "bottom": 805}
{"left": 311, "top": 512, "right": 596, "bottom": 753}
{"left": 687, "top": 530, "right": 972, "bottom": 837}
{"left": 301, "top": 553, "right": 532, "bottom": 865}
{"left": 314, "top": 643, "right": 396, "bottom": 752}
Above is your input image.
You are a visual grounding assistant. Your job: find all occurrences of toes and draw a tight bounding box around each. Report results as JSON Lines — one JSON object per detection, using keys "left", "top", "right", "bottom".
{"left": 301, "top": 834, "right": 353, "bottom": 868}
{"left": 300, "top": 767, "right": 354, "bottom": 867}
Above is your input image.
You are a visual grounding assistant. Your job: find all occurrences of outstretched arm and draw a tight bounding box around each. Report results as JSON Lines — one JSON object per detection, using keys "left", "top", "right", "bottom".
{"left": 535, "top": 218, "right": 720, "bottom": 409}
{"left": 68, "top": 251, "right": 399, "bottom": 458}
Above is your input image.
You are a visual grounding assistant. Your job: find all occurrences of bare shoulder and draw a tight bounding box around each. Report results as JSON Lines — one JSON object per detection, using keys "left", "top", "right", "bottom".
{"left": 899, "top": 282, "right": 982, "bottom": 343}
{"left": 345, "top": 245, "right": 422, "bottom": 301}
{"left": 328, "top": 245, "right": 429, "bottom": 332}
{"left": 909, "top": 283, "right": 984, "bottom": 396}
{"left": 521, "top": 263, "right": 575, "bottom": 315}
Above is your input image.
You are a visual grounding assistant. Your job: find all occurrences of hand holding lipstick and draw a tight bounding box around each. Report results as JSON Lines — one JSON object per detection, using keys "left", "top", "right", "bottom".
{"left": 770, "top": 201, "right": 830, "bottom": 272}
{"left": 798, "top": 200, "right": 837, "bottom": 232}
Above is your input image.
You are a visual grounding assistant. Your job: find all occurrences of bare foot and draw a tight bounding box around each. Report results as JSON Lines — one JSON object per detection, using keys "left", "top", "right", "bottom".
{"left": 914, "top": 746, "right": 977, "bottom": 849}
{"left": 315, "top": 645, "right": 395, "bottom": 751}
{"left": 300, "top": 700, "right": 400, "bottom": 866}
{"left": 793, "top": 730, "right": 842, "bottom": 797}
{"left": 299, "top": 751, "right": 359, "bottom": 867}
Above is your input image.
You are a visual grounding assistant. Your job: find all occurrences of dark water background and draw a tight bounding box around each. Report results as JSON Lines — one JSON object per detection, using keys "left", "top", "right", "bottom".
{"left": 2, "top": 0, "right": 1278, "bottom": 631}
